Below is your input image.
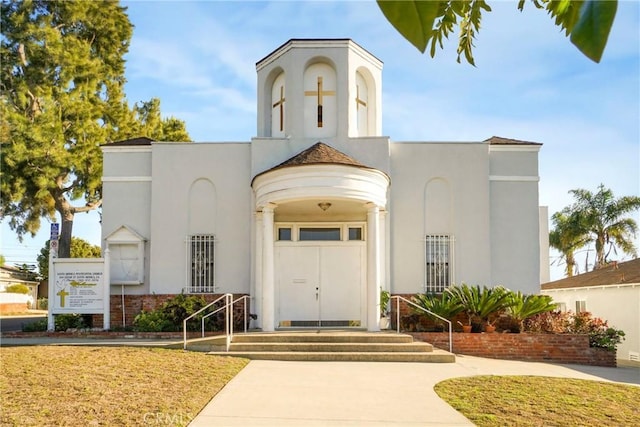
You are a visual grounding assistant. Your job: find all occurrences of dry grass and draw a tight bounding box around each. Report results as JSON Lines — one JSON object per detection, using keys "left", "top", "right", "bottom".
{"left": 435, "top": 375, "right": 640, "bottom": 426}
{"left": 0, "top": 346, "right": 248, "bottom": 426}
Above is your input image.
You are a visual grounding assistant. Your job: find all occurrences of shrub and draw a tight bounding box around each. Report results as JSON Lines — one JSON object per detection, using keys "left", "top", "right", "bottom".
{"left": 37, "top": 298, "right": 48, "bottom": 310}
{"left": 133, "top": 310, "right": 174, "bottom": 332}
{"left": 445, "top": 284, "right": 512, "bottom": 329}
{"left": 132, "top": 294, "right": 223, "bottom": 332}
{"left": 54, "top": 313, "right": 86, "bottom": 331}
{"left": 524, "top": 311, "right": 625, "bottom": 351}
{"left": 411, "top": 292, "right": 463, "bottom": 330}
{"left": 22, "top": 318, "right": 48, "bottom": 332}
{"left": 4, "top": 284, "right": 30, "bottom": 294}
{"left": 506, "top": 292, "right": 557, "bottom": 332}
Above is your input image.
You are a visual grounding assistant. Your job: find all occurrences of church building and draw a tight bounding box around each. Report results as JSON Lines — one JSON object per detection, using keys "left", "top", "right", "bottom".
{"left": 101, "top": 39, "right": 548, "bottom": 331}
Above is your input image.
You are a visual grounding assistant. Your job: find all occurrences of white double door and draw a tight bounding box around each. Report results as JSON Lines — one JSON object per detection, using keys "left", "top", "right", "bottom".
{"left": 277, "top": 244, "right": 364, "bottom": 327}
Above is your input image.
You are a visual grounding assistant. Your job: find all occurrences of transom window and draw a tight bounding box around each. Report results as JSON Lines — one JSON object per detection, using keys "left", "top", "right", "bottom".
{"left": 425, "top": 234, "right": 454, "bottom": 293}
{"left": 275, "top": 223, "right": 365, "bottom": 243}
{"left": 299, "top": 227, "right": 341, "bottom": 241}
{"left": 187, "top": 234, "right": 215, "bottom": 293}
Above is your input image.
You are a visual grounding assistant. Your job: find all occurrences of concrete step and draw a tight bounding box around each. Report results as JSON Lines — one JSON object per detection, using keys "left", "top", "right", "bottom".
{"left": 229, "top": 341, "right": 433, "bottom": 353}
{"left": 230, "top": 331, "right": 415, "bottom": 344}
{"left": 207, "top": 349, "right": 456, "bottom": 363}
{"left": 183, "top": 331, "right": 456, "bottom": 363}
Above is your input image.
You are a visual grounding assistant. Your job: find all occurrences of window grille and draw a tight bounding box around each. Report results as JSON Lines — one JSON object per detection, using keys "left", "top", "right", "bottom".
{"left": 425, "top": 235, "right": 454, "bottom": 293}
{"left": 187, "top": 234, "right": 216, "bottom": 293}
{"left": 575, "top": 300, "right": 586, "bottom": 313}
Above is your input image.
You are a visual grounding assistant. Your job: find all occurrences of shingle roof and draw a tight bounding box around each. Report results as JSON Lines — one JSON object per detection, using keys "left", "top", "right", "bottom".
{"left": 276, "top": 142, "right": 367, "bottom": 168}
{"left": 485, "top": 136, "right": 542, "bottom": 146}
{"left": 105, "top": 137, "right": 154, "bottom": 146}
{"left": 252, "top": 142, "right": 376, "bottom": 183}
{"left": 541, "top": 258, "right": 640, "bottom": 289}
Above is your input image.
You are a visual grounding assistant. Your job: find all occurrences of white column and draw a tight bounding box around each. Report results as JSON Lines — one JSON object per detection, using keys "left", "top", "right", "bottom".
{"left": 254, "top": 211, "right": 263, "bottom": 329}
{"left": 366, "top": 203, "right": 381, "bottom": 331}
{"left": 261, "top": 204, "right": 276, "bottom": 332}
{"left": 380, "top": 209, "right": 388, "bottom": 292}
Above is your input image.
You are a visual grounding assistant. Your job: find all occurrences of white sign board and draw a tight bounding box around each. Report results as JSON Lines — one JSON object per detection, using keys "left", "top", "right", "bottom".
{"left": 48, "top": 253, "right": 111, "bottom": 331}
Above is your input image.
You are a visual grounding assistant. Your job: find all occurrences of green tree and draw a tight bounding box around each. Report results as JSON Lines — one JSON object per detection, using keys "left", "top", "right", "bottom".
{"left": 565, "top": 184, "right": 640, "bottom": 270}
{"left": 549, "top": 211, "right": 590, "bottom": 277}
{"left": 377, "top": 0, "right": 618, "bottom": 65}
{"left": 0, "top": 1, "right": 190, "bottom": 259}
{"left": 37, "top": 237, "right": 101, "bottom": 279}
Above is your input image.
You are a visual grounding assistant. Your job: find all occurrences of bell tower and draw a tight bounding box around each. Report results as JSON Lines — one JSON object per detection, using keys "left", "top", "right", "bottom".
{"left": 255, "top": 39, "right": 383, "bottom": 142}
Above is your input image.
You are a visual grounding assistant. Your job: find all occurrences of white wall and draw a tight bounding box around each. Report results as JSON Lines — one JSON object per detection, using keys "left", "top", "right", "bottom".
{"left": 148, "top": 143, "right": 252, "bottom": 294}
{"left": 101, "top": 147, "right": 152, "bottom": 295}
{"left": 389, "top": 142, "right": 492, "bottom": 293}
{"left": 542, "top": 285, "right": 640, "bottom": 362}
{"left": 489, "top": 147, "right": 541, "bottom": 294}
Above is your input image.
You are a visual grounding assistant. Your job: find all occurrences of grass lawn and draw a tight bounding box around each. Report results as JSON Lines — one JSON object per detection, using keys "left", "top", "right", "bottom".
{"left": 0, "top": 346, "right": 248, "bottom": 426}
{"left": 435, "top": 375, "right": 640, "bottom": 426}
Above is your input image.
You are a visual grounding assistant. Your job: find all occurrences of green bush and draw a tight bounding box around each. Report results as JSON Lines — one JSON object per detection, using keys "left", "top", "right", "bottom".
{"left": 133, "top": 310, "right": 174, "bottom": 332}
{"left": 37, "top": 298, "right": 48, "bottom": 310}
{"left": 54, "top": 313, "right": 86, "bottom": 331}
{"left": 132, "top": 294, "right": 222, "bottom": 332}
{"left": 4, "top": 284, "right": 30, "bottom": 294}
{"left": 524, "top": 311, "right": 625, "bottom": 351}
{"left": 22, "top": 318, "right": 48, "bottom": 332}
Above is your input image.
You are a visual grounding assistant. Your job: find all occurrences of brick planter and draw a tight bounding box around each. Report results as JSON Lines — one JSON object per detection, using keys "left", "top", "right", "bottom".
{"left": 411, "top": 332, "right": 617, "bottom": 367}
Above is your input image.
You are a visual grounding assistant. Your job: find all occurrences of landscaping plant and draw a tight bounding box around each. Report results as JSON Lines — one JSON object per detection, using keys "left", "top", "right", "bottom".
{"left": 524, "top": 311, "right": 625, "bottom": 351}
{"left": 445, "top": 284, "right": 512, "bottom": 331}
{"left": 506, "top": 291, "right": 557, "bottom": 332}
{"left": 411, "top": 292, "right": 463, "bottom": 330}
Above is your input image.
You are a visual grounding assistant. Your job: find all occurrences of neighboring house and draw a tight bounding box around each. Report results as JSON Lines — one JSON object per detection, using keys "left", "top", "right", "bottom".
{"left": 101, "top": 39, "right": 549, "bottom": 331}
{"left": 542, "top": 258, "right": 640, "bottom": 364}
{"left": 0, "top": 265, "right": 39, "bottom": 308}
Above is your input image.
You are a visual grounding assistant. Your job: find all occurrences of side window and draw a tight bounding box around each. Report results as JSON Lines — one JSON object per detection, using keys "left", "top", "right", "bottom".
{"left": 188, "top": 234, "right": 215, "bottom": 293}
{"left": 425, "top": 235, "right": 454, "bottom": 293}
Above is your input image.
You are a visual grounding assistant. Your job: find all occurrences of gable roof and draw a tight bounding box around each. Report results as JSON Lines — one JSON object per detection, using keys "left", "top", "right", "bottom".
{"left": 485, "top": 136, "right": 542, "bottom": 146}
{"left": 541, "top": 258, "right": 640, "bottom": 290}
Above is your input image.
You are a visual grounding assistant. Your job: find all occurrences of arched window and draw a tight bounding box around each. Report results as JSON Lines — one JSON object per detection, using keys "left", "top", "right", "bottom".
{"left": 271, "top": 73, "right": 286, "bottom": 137}
{"left": 355, "top": 72, "right": 368, "bottom": 136}
{"left": 303, "top": 63, "right": 337, "bottom": 138}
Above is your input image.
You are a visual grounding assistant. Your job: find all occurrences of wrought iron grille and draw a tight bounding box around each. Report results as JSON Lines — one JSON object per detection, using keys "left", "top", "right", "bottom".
{"left": 425, "top": 234, "right": 454, "bottom": 293}
{"left": 187, "top": 234, "right": 216, "bottom": 293}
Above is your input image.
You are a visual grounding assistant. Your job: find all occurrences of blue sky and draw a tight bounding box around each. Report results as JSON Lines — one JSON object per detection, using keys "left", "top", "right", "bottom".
{"left": 2, "top": 0, "right": 638, "bottom": 282}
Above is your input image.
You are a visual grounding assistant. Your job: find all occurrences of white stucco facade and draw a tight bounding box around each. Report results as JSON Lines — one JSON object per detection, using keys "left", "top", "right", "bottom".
{"left": 101, "top": 39, "right": 547, "bottom": 331}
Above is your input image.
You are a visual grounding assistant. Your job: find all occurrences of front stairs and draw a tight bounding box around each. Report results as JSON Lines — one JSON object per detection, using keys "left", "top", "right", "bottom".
{"left": 184, "top": 331, "right": 455, "bottom": 363}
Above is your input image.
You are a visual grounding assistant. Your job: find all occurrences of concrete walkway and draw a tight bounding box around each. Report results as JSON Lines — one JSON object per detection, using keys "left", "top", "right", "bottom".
{"left": 190, "top": 356, "right": 640, "bottom": 427}
{"left": 2, "top": 336, "right": 638, "bottom": 426}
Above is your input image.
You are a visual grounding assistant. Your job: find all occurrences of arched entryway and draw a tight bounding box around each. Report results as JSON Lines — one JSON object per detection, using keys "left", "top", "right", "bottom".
{"left": 252, "top": 144, "right": 389, "bottom": 331}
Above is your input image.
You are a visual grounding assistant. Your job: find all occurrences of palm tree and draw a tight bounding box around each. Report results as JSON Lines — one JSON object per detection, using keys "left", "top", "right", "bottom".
{"left": 568, "top": 184, "right": 640, "bottom": 270}
{"left": 549, "top": 211, "right": 589, "bottom": 277}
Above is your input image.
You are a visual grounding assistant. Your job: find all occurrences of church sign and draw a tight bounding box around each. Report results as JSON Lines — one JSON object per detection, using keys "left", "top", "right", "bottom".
{"left": 47, "top": 255, "right": 111, "bottom": 331}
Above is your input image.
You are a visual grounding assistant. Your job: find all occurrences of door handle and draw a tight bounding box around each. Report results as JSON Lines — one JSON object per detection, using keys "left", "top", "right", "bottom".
{"left": 316, "top": 287, "right": 319, "bottom": 300}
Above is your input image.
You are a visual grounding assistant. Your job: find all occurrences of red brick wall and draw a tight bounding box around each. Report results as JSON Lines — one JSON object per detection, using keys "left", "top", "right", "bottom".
{"left": 411, "top": 332, "right": 617, "bottom": 367}
{"left": 90, "top": 293, "right": 250, "bottom": 329}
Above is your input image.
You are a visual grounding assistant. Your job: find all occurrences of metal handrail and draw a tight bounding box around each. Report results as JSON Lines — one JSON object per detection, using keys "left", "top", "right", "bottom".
{"left": 183, "top": 293, "right": 252, "bottom": 352}
{"left": 390, "top": 295, "right": 452, "bottom": 353}
{"left": 231, "top": 295, "right": 251, "bottom": 337}
{"left": 183, "top": 293, "right": 231, "bottom": 350}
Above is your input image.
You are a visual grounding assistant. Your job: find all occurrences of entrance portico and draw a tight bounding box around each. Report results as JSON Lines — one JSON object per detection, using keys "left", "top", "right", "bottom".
{"left": 252, "top": 143, "right": 389, "bottom": 331}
